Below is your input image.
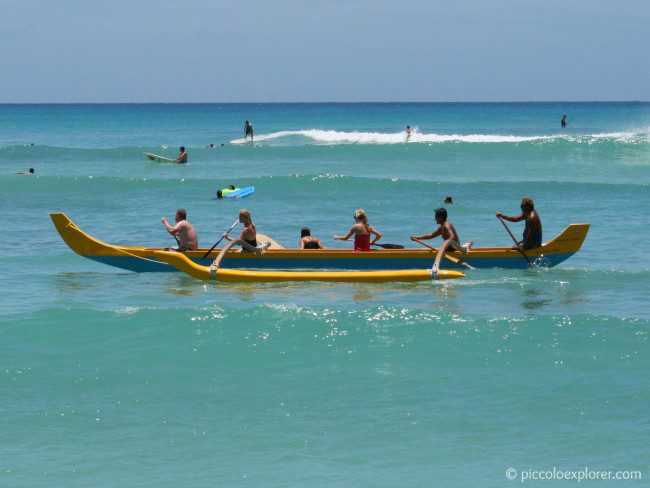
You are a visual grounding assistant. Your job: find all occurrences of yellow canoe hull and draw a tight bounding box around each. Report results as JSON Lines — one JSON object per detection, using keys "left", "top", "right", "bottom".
{"left": 50, "top": 213, "right": 590, "bottom": 272}
{"left": 153, "top": 251, "right": 465, "bottom": 283}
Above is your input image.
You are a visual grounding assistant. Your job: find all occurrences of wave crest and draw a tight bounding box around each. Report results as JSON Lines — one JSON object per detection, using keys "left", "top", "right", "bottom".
{"left": 230, "top": 128, "right": 648, "bottom": 145}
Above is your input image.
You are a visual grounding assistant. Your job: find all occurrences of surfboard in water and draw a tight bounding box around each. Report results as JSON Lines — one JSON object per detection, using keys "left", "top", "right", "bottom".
{"left": 223, "top": 186, "right": 255, "bottom": 199}
{"left": 144, "top": 153, "right": 181, "bottom": 163}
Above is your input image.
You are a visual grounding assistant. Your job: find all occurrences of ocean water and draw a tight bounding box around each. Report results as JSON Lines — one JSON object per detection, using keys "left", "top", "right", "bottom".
{"left": 1, "top": 103, "right": 648, "bottom": 486}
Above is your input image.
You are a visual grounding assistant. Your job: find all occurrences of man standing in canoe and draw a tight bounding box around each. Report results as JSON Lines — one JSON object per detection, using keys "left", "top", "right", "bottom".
{"left": 244, "top": 121, "right": 254, "bottom": 142}
{"left": 410, "top": 208, "right": 472, "bottom": 252}
{"left": 496, "top": 197, "right": 543, "bottom": 251}
{"left": 161, "top": 209, "right": 198, "bottom": 251}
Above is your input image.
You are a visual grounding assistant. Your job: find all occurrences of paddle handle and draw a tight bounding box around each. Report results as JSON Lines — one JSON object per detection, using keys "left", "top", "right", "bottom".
{"left": 496, "top": 215, "right": 533, "bottom": 266}
{"left": 202, "top": 219, "right": 239, "bottom": 260}
{"left": 412, "top": 238, "right": 437, "bottom": 251}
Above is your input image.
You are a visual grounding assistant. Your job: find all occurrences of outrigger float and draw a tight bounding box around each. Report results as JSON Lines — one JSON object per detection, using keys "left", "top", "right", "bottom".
{"left": 51, "top": 213, "right": 589, "bottom": 281}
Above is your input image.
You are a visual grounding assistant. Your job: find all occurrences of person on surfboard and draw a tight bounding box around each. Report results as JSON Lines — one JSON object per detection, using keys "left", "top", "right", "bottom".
{"left": 244, "top": 121, "right": 254, "bottom": 142}
{"left": 175, "top": 146, "right": 188, "bottom": 164}
{"left": 410, "top": 208, "right": 472, "bottom": 252}
{"left": 15, "top": 168, "right": 35, "bottom": 175}
{"left": 496, "top": 197, "right": 543, "bottom": 251}
{"left": 300, "top": 227, "right": 326, "bottom": 250}
{"left": 161, "top": 209, "right": 198, "bottom": 251}
{"left": 217, "top": 185, "right": 239, "bottom": 198}
{"left": 334, "top": 209, "right": 382, "bottom": 252}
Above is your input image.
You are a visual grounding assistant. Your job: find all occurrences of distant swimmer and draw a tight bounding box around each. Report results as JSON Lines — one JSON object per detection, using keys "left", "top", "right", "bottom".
{"left": 334, "top": 209, "right": 382, "bottom": 252}
{"left": 496, "top": 197, "right": 543, "bottom": 251}
{"left": 444, "top": 195, "right": 453, "bottom": 204}
{"left": 406, "top": 125, "right": 413, "bottom": 142}
{"left": 410, "top": 207, "right": 472, "bottom": 252}
{"left": 244, "top": 120, "right": 254, "bottom": 142}
{"left": 175, "top": 146, "right": 188, "bottom": 164}
{"left": 300, "top": 227, "right": 326, "bottom": 250}
{"left": 205, "top": 143, "right": 216, "bottom": 148}
{"left": 161, "top": 208, "right": 198, "bottom": 251}
{"left": 14, "top": 168, "right": 35, "bottom": 175}
{"left": 561, "top": 115, "right": 567, "bottom": 128}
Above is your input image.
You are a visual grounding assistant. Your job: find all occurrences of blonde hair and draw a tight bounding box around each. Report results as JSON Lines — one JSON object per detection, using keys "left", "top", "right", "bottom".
{"left": 239, "top": 209, "right": 252, "bottom": 224}
{"left": 354, "top": 209, "right": 368, "bottom": 224}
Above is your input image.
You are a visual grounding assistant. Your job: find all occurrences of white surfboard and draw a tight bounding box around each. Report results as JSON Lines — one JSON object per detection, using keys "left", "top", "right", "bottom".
{"left": 144, "top": 152, "right": 180, "bottom": 163}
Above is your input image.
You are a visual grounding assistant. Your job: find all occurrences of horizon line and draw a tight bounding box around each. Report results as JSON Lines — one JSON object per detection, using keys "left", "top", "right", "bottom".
{"left": 0, "top": 100, "right": 647, "bottom": 105}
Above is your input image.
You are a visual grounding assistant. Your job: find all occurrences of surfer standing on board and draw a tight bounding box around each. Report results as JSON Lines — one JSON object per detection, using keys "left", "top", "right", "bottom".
{"left": 175, "top": 146, "right": 188, "bottom": 164}
{"left": 161, "top": 209, "right": 198, "bottom": 251}
{"left": 496, "top": 197, "right": 543, "bottom": 251}
{"left": 244, "top": 121, "right": 254, "bottom": 142}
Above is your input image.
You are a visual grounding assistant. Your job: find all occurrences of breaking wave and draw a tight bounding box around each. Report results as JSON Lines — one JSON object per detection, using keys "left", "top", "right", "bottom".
{"left": 230, "top": 128, "right": 649, "bottom": 145}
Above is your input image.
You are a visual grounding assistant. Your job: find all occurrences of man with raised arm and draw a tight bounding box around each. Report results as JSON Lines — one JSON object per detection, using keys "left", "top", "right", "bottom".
{"left": 161, "top": 208, "right": 198, "bottom": 251}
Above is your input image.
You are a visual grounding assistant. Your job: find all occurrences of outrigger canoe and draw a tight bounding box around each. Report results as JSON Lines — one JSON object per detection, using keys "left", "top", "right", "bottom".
{"left": 51, "top": 213, "right": 589, "bottom": 273}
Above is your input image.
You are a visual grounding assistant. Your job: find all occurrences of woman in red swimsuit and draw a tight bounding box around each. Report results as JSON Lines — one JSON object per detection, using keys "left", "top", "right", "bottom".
{"left": 333, "top": 209, "right": 382, "bottom": 252}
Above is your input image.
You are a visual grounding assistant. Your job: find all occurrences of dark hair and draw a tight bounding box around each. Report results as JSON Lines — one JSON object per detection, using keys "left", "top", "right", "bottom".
{"left": 216, "top": 190, "right": 223, "bottom": 198}
{"left": 228, "top": 185, "right": 236, "bottom": 190}
{"left": 407, "top": 126, "right": 410, "bottom": 129}
{"left": 435, "top": 208, "right": 447, "bottom": 220}
{"left": 521, "top": 197, "right": 534, "bottom": 211}
{"left": 301, "top": 227, "right": 311, "bottom": 238}
{"left": 180, "top": 146, "right": 185, "bottom": 151}
{"left": 176, "top": 208, "right": 187, "bottom": 219}
{"left": 29, "top": 168, "right": 35, "bottom": 173}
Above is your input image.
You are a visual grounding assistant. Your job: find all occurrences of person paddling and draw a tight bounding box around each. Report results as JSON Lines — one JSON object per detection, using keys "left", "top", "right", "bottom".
{"left": 161, "top": 208, "right": 198, "bottom": 251}
{"left": 300, "top": 227, "right": 326, "bottom": 249}
{"left": 496, "top": 197, "right": 543, "bottom": 251}
{"left": 223, "top": 209, "right": 258, "bottom": 250}
{"left": 410, "top": 208, "right": 472, "bottom": 252}
{"left": 334, "top": 209, "right": 382, "bottom": 252}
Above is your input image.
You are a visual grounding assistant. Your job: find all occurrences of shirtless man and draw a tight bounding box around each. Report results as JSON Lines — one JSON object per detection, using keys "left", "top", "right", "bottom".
{"left": 496, "top": 197, "right": 543, "bottom": 251}
{"left": 175, "top": 146, "right": 188, "bottom": 164}
{"left": 161, "top": 208, "right": 198, "bottom": 251}
{"left": 15, "top": 168, "right": 35, "bottom": 175}
{"left": 410, "top": 208, "right": 472, "bottom": 252}
{"left": 406, "top": 125, "right": 413, "bottom": 142}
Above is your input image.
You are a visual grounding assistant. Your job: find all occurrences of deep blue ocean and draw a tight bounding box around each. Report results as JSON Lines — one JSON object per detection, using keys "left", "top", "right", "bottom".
{"left": 1, "top": 103, "right": 648, "bottom": 486}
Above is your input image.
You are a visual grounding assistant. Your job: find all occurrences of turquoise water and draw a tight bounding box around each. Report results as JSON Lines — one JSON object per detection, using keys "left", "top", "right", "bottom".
{"left": 1, "top": 103, "right": 648, "bottom": 486}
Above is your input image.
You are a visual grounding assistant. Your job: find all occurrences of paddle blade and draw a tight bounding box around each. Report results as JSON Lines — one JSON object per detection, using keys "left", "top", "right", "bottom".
{"left": 372, "top": 243, "right": 404, "bottom": 249}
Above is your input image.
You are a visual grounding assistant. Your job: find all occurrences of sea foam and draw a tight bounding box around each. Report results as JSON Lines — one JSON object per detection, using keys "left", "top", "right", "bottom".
{"left": 230, "top": 128, "right": 646, "bottom": 145}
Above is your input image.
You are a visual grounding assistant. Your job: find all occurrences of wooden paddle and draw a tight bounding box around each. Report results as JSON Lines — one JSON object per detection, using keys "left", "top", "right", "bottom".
{"left": 372, "top": 243, "right": 404, "bottom": 249}
{"left": 496, "top": 214, "right": 533, "bottom": 267}
{"left": 411, "top": 238, "right": 475, "bottom": 270}
{"left": 202, "top": 219, "right": 239, "bottom": 260}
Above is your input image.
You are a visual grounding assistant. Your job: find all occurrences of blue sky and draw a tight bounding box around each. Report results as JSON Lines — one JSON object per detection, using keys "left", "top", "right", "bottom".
{"left": 0, "top": 0, "right": 648, "bottom": 102}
